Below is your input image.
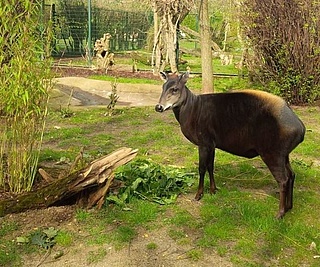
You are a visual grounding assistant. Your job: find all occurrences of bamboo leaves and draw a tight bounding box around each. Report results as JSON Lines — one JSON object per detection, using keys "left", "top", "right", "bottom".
{"left": 0, "top": 0, "right": 52, "bottom": 193}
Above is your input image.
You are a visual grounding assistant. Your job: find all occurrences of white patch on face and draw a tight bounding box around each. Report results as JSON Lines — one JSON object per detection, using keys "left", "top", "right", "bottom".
{"left": 162, "top": 102, "right": 173, "bottom": 111}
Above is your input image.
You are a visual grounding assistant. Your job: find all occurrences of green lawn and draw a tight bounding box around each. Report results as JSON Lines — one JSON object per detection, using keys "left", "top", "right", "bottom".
{"left": 1, "top": 103, "right": 319, "bottom": 266}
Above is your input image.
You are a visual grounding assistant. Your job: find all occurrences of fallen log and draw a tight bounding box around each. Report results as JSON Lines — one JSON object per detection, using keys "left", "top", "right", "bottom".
{"left": 0, "top": 147, "right": 138, "bottom": 217}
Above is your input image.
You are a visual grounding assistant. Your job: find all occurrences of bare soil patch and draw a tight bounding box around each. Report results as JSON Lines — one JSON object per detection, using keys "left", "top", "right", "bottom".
{"left": 53, "top": 66, "right": 159, "bottom": 81}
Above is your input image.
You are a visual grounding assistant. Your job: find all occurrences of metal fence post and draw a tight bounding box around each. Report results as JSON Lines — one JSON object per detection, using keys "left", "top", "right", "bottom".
{"left": 87, "top": 0, "right": 92, "bottom": 66}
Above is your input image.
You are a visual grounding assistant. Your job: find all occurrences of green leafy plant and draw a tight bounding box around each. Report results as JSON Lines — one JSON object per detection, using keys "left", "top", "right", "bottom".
{"left": 23, "top": 227, "right": 58, "bottom": 249}
{"left": 59, "top": 88, "right": 75, "bottom": 118}
{"left": 105, "top": 79, "right": 119, "bottom": 116}
{"left": 107, "top": 159, "right": 195, "bottom": 205}
{"left": 15, "top": 227, "right": 59, "bottom": 252}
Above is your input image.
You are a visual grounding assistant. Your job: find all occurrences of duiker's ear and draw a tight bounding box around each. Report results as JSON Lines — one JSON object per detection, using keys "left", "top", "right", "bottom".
{"left": 179, "top": 71, "right": 190, "bottom": 84}
{"left": 159, "top": 72, "right": 168, "bottom": 81}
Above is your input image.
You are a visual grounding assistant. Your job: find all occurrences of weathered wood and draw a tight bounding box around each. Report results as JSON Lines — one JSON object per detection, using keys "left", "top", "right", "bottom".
{"left": 94, "top": 33, "right": 114, "bottom": 72}
{"left": 38, "top": 168, "right": 54, "bottom": 183}
{"left": 0, "top": 147, "right": 138, "bottom": 217}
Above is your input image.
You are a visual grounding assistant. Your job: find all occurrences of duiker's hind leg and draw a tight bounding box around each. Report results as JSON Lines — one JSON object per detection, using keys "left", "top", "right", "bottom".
{"left": 207, "top": 149, "right": 217, "bottom": 195}
{"left": 261, "top": 154, "right": 290, "bottom": 219}
{"left": 285, "top": 156, "right": 295, "bottom": 211}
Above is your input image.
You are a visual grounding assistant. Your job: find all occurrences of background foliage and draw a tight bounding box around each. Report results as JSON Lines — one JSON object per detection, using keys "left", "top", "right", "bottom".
{"left": 242, "top": 0, "right": 320, "bottom": 104}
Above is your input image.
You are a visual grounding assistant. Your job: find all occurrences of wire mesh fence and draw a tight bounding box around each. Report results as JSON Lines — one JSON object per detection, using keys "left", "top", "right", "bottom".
{"left": 43, "top": 3, "right": 153, "bottom": 57}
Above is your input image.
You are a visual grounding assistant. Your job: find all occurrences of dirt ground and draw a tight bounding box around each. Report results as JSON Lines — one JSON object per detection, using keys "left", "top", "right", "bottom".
{"left": 0, "top": 67, "right": 234, "bottom": 267}
{"left": 3, "top": 195, "right": 233, "bottom": 267}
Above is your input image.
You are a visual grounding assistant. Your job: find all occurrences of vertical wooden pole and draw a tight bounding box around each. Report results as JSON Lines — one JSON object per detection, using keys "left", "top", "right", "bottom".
{"left": 200, "top": 0, "right": 214, "bottom": 93}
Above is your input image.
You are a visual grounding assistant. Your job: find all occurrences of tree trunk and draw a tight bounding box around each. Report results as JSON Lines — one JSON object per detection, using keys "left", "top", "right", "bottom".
{"left": 200, "top": 0, "right": 214, "bottom": 93}
{"left": 152, "top": 7, "right": 162, "bottom": 74}
{"left": 166, "top": 15, "right": 178, "bottom": 73}
{"left": 152, "top": 0, "right": 191, "bottom": 73}
{"left": 0, "top": 147, "right": 138, "bottom": 217}
{"left": 234, "top": 0, "right": 246, "bottom": 76}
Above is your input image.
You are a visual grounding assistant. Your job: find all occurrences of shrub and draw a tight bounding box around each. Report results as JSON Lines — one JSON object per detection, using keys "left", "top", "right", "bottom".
{"left": 242, "top": 0, "right": 320, "bottom": 104}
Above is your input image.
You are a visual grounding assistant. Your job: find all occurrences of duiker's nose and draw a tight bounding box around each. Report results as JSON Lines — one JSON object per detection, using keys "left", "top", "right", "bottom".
{"left": 155, "top": 104, "right": 164, "bottom": 112}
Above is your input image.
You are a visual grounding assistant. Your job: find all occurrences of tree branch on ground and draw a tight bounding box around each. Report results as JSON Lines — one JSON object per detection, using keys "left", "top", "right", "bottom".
{"left": 0, "top": 147, "right": 138, "bottom": 217}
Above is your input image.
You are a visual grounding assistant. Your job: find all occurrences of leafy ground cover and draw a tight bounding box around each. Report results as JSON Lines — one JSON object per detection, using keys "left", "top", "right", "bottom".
{"left": 1, "top": 102, "right": 319, "bottom": 267}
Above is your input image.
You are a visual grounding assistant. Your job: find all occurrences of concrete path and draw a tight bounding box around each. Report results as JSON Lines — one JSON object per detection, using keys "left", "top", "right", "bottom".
{"left": 52, "top": 77, "right": 162, "bottom": 107}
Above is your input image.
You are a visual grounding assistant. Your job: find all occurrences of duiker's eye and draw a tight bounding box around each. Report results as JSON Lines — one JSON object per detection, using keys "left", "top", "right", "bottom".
{"left": 172, "top": 88, "right": 178, "bottom": 94}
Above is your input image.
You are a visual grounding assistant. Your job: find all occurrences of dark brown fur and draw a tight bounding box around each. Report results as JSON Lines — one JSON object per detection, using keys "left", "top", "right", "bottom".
{"left": 155, "top": 72, "right": 305, "bottom": 218}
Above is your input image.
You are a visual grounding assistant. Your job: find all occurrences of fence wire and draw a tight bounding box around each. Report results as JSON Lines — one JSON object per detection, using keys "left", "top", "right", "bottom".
{"left": 44, "top": 3, "right": 153, "bottom": 57}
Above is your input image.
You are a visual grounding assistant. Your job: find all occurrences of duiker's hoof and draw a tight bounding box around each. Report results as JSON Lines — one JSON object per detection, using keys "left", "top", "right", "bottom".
{"left": 194, "top": 193, "right": 203, "bottom": 201}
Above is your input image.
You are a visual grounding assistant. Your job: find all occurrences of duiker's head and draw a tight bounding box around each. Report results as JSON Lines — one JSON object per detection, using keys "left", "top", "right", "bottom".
{"left": 155, "top": 71, "right": 189, "bottom": 112}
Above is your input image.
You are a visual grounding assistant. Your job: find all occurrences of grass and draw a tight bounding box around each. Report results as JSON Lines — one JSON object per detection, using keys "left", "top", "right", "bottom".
{"left": 53, "top": 104, "right": 319, "bottom": 266}
{"left": 146, "top": 242, "right": 157, "bottom": 250}
{"left": 1, "top": 76, "right": 320, "bottom": 266}
{"left": 90, "top": 74, "right": 162, "bottom": 85}
{"left": 74, "top": 199, "right": 163, "bottom": 248}
{"left": 87, "top": 249, "right": 107, "bottom": 264}
{"left": 186, "top": 248, "right": 203, "bottom": 261}
{"left": 0, "top": 222, "right": 36, "bottom": 266}
{"left": 1, "top": 25, "right": 318, "bottom": 266}
{"left": 2, "top": 103, "right": 320, "bottom": 266}
{"left": 55, "top": 231, "right": 73, "bottom": 247}
{"left": 41, "top": 106, "right": 194, "bottom": 166}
